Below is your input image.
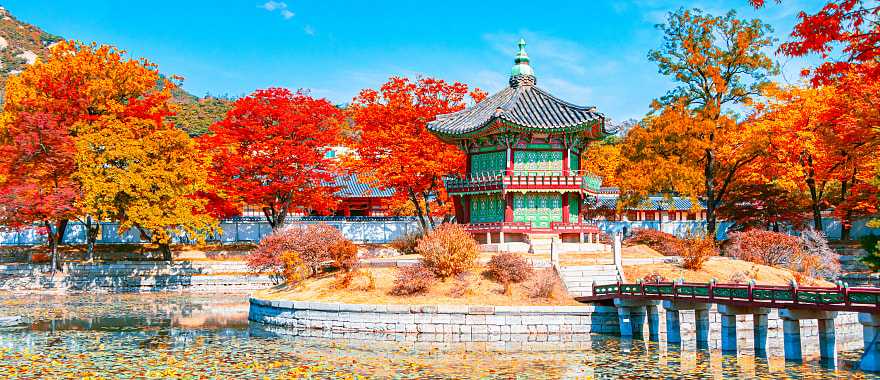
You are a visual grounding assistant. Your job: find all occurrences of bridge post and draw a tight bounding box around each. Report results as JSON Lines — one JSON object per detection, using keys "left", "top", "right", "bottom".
{"left": 780, "top": 309, "right": 838, "bottom": 363}
{"left": 646, "top": 304, "right": 660, "bottom": 342}
{"left": 753, "top": 313, "right": 769, "bottom": 356}
{"left": 717, "top": 305, "right": 771, "bottom": 355}
{"left": 859, "top": 313, "right": 880, "bottom": 372}
{"left": 614, "top": 299, "right": 658, "bottom": 339}
{"left": 663, "top": 300, "right": 708, "bottom": 348}
{"left": 695, "top": 308, "right": 710, "bottom": 349}
{"left": 782, "top": 318, "right": 802, "bottom": 362}
{"left": 818, "top": 318, "right": 836, "bottom": 367}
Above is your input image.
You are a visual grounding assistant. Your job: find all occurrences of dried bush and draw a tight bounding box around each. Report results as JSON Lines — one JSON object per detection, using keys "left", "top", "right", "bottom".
{"left": 417, "top": 223, "right": 478, "bottom": 278}
{"left": 333, "top": 269, "right": 375, "bottom": 291}
{"left": 486, "top": 252, "right": 533, "bottom": 295}
{"left": 529, "top": 268, "right": 562, "bottom": 299}
{"left": 447, "top": 278, "right": 473, "bottom": 298}
{"left": 390, "top": 232, "right": 422, "bottom": 256}
{"left": 389, "top": 264, "right": 438, "bottom": 296}
{"left": 330, "top": 239, "right": 359, "bottom": 273}
{"left": 726, "top": 229, "right": 840, "bottom": 280}
{"left": 725, "top": 230, "right": 802, "bottom": 267}
{"left": 642, "top": 271, "right": 668, "bottom": 283}
{"left": 727, "top": 270, "right": 750, "bottom": 284}
{"left": 246, "top": 223, "right": 351, "bottom": 283}
{"left": 680, "top": 235, "right": 716, "bottom": 270}
{"left": 799, "top": 229, "right": 840, "bottom": 280}
{"left": 624, "top": 229, "right": 681, "bottom": 256}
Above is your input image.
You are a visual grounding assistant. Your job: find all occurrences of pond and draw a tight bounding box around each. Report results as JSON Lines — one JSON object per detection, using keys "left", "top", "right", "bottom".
{"left": 0, "top": 292, "right": 877, "bottom": 379}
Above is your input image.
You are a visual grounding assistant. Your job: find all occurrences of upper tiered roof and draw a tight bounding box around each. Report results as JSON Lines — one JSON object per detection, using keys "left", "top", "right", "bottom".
{"left": 428, "top": 39, "right": 612, "bottom": 139}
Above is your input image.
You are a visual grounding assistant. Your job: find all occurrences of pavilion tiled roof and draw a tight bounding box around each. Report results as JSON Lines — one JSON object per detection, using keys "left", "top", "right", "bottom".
{"left": 428, "top": 84, "right": 607, "bottom": 135}
{"left": 593, "top": 192, "right": 706, "bottom": 211}
{"left": 427, "top": 39, "right": 610, "bottom": 138}
{"left": 327, "top": 175, "right": 394, "bottom": 198}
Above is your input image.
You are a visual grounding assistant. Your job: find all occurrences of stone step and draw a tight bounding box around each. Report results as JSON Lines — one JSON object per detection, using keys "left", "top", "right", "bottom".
{"left": 559, "top": 265, "right": 618, "bottom": 271}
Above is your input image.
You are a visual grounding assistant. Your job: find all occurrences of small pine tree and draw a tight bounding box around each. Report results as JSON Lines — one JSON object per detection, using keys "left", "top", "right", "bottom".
{"left": 860, "top": 234, "right": 880, "bottom": 272}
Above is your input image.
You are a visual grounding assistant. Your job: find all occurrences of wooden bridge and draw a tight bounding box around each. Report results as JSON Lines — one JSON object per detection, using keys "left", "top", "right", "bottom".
{"left": 576, "top": 279, "right": 880, "bottom": 372}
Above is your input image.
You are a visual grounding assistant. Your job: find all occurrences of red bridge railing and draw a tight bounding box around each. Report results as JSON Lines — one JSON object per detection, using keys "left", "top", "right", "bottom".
{"left": 582, "top": 280, "right": 880, "bottom": 313}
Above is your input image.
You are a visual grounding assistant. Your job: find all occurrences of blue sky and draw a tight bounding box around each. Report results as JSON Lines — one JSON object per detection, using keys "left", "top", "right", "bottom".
{"left": 5, "top": 1, "right": 825, "bottom": 121}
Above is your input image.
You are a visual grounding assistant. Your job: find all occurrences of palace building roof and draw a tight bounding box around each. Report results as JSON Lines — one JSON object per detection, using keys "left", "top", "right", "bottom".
{"left": 428, "top": 39, "right": 613, "bottom": 139}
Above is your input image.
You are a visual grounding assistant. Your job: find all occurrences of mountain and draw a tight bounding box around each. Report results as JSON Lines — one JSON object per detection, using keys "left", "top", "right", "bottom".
{"left": 0, "top": 6, "right": 62, "bottom": 102}
{"left": 0, "top": 6, "right": 230, "bottom": 136}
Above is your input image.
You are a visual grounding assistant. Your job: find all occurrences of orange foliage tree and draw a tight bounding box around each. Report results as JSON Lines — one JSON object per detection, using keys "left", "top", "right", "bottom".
{"left": 200, "top": 88, "right": 343, "bottom": 230}
{"left": 0, "top": 41, "right": 176, "bottom": 267}
{"left": 347, "top": 77, "right": 485, "bottom": 232}
{"left": 619, "top": 9, "right": 777, "bottom": 238}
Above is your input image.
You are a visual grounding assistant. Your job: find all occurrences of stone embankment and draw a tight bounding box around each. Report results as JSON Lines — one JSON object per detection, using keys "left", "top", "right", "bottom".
{"left": 0, "top": 261, "right": 276, "bottom": 292}
{"left": 249, "top": 297, "right": 864, "bottom": 353}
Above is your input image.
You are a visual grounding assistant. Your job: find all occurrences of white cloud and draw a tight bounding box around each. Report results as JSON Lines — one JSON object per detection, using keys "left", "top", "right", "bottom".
{"left": 260, "top": 1, "right": 294, "bottom": 20}
{"left": 304, "top": 25, "right": 316, "bottom": 36}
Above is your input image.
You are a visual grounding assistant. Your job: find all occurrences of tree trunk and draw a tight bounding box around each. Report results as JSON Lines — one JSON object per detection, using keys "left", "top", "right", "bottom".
{"left": 408, "top": 188, "right": 429, "bottom": 233}
{"left": 422, "top": 191, "right": 436, "bottom": 229}
{"left": 263, "top": 204, "right": 289, "bottom": 231}
{"left": 704, "top": 149, "right": 717, "bottom": 239}
{"left": 159, "top": 243, "right": 173, "bottom": 262}
{"left": 45, "top": 220, "right": 68, "bottom": 273}
{"left": 85, "top": 215, "right": 100, "bottom": 262}
{"left": 804, "top": 155, "right": 823, "bottom": 232}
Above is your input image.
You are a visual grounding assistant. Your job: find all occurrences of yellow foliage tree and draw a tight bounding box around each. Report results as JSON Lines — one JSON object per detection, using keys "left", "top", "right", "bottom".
{"left": 74, "top": 116, "right": 216, "bottom": 260}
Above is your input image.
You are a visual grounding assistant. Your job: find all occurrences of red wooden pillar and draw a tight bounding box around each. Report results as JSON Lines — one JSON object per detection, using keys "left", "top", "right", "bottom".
{"left": 343, "top": 204, "right": 351, "bottom": 217}
{"left": 504, "top": 193, "right": 513, "bottom": 222}
{"left": 463, "top": 195, "right": 471, "bottom": 224}
{"left": 562, "top": 193, "right": 570, "bottom": 223}
{"left": 466, "top": 153, "right": 472, "bottom": 177}
{"left": 365, "top": 199, "right": 373, "bottom": 217}
{"left": 453, "top": 195, "right": 465, "bottom": 222}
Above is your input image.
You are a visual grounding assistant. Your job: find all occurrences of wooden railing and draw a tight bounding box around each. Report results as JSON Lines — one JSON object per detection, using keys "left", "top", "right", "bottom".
{"left": 463, "top": 221, "right": 601, "bottom": 234}
{"left": 585, "top": 280, "right": 880, "bottom": 313}
{"left": 549, "top": 222, "right": 601, "bottom": 234}
{"left": 444, "top": 170, "right": 602, "bottom": 194}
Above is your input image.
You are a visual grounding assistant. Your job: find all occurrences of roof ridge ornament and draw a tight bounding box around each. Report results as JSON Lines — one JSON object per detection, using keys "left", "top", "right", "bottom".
{"left": 510, "top": 38, "right": 536, "bottom": 87}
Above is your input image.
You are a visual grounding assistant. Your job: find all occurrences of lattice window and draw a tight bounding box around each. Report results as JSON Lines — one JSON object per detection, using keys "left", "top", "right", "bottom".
{"left": 513, "top": 151, "right": 563, "bottom": 174}
{"left": 469, "top": 194, "right": 504, "bottom": 223}
{"left": 469, "top": 151, "right": 506, "bottom": 176}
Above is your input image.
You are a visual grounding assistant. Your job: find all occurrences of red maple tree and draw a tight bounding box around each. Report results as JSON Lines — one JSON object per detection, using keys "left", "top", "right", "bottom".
{"left": 200, "top": 88, "right": 343, "bottom": 230}
{"left": 347, "top": 77, "right": 485, "bottom": 232}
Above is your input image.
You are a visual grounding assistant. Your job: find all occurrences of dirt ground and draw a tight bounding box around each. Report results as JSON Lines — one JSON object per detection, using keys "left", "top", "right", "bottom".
{"left": 254, "top": 267, "right": 581, "bottom": 306}
{"left": 624, "top": 257, "right": 834, "bottom": 286}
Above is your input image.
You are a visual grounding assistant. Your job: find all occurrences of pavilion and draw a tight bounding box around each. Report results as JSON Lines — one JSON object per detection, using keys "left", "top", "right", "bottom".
{"left": 428, "top": 39, "right": 613, "bottom": 250}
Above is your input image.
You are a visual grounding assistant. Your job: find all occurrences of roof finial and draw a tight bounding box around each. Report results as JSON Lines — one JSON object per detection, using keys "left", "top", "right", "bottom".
{"left": 510, "top": 38, "right": 535, "bottom": 87}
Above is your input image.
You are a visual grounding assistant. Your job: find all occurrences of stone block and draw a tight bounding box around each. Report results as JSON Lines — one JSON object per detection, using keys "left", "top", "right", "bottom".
{"left": 466, "top": 315, "right": 486, "bottom": 325}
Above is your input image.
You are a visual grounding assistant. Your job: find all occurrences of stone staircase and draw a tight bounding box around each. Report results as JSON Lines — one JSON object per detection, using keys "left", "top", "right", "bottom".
{"left": 527, "top": 234, "right": 556, "bottom": 255}
{"left": 557, "top": 264, "right": 622, "bottom": 297}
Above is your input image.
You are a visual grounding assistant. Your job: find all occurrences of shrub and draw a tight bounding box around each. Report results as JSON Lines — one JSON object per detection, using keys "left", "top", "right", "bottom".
{"left": 330, "top": 239, "right": 359, "bottom": 273}
{"left": 529, "top": 268, "right": 562, "bottom": 299}
{"left": 861, "top": 234, "right": 880, "bottom": 271}
{"left": 246, "top": 223, "right": 351, "bottom": 283}
{"left": 799, "top": 229, "right": 840, "bottom": 280}
{"left": 624, "top": 229, "right": 680, "bottom": 256}
{"left": 726, "top": 229, "right": 840, "bottom": 280}
{"left": 486, "top": 252, "right": 533, "bottom": 295}
{"left": 416, "top": 224, "right": 478, "bottom": 278}
{"left": 680, "top": 235, "right": 716, "bottom": 270}
{"left": 389, "top": 264, "right": 437, "bottom": 296}
{"left": 727, "top": 271, "right": 750, "bottom": 284}
{"left": 333, "top": 269, "right": 375, "bottom": 291}
{"left": 390, "top": 232, "right": 422, "bottom": 256}
{"left": 725, "top": 230, "right": 802, "bottom": 267}
{"left": 642, "top": 271, "right": 668, "bottom": 283}
{"left": 447, "top": 278, "right": 473, "bottom": 298}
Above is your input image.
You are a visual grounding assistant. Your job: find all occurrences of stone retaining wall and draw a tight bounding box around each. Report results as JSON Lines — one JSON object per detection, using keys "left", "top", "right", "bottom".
{"left": 249, "top": 298, "right": 620, "bottom": 343}
{"left": 0, "top": 261, "right": 277, "bottom": 292}
{"left": 249, "top": 297, "right": 865, "bottom": 352}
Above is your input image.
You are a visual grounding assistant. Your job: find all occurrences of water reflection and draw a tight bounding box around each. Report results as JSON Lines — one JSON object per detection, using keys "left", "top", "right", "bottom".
{"left": 0, "top": 292, "right": 878, "bottom": 379}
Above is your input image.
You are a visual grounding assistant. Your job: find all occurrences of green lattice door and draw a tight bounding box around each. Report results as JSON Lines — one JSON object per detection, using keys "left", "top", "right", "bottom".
{"left": 513, "top": 193, "right": 562, "bottom": 228}
{"left": 469, "top": 194, "right": 504, "bottom": 223}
